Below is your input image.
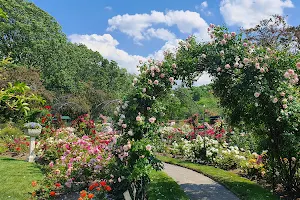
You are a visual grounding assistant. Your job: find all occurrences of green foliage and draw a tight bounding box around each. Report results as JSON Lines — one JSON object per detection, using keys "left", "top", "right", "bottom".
{"left": 0, "top": 0, "right": 133, "bottom": 118}
{"left": 0, "top": 82, "right": 45, "bottom": 121}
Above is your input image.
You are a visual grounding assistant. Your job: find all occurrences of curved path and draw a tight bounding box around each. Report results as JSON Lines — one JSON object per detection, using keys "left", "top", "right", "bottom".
{"left": 163, "top": 163, "right": 240, "bottom": 200}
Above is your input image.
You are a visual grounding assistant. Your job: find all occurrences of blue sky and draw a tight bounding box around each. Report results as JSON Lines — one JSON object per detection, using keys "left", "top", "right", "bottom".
{"left": 30, "top": 0, "right": 299, "bottom": 84}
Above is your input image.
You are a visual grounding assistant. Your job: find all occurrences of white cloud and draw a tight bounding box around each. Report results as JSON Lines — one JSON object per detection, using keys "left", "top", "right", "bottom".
{"left": 145, "top": 28, "right": 176, "bottom": 41}
{"left": 201, "top": 1, "right": 208, "bottom": 8}
{"left": 107, "top": 10, "right": 209, "bottom": 43}
{"left": 220, "top": 0, "right": 294, "bottom": 28}
{"left": 69, "top": 34, "right": 145, "bottom": 74}
{"left": 104, "top": 6, "right": 112, "bottom": 11}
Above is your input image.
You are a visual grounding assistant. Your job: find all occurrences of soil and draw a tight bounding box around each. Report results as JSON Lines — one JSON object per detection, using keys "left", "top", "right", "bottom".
{"left": 0, "top": 151, "right": 28, "bottom": 160}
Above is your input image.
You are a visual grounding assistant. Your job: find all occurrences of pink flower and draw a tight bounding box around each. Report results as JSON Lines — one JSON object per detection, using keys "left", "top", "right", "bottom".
{"left": 154, "top": 80, "right": 159, "bottom": 85}
{"left": 231, "top": 32, "right": 236, "bottom": 37}
{"left": 149, "top": 117, "right": 156, "bottom": 123}
{"left": 207, "top": 27, "right": 211, "bottom": 32}
{"left": 255, "top": 63, "right": 260, "bottom": 69}
{"left": 284, "top": 71, "right": 290, "bottom": 78}
{"left": 234, "top": 63, "right": 239, "bottom": 67}
{"left": 254, "top": 92, "right": 260, "bottom": 98}
{"left": 157, "top": 61, "right": 163, "bottom": 66}
{"left": 160, "top": 73, "right": 165, "bottom": 78}
{"left": 296, "top": 62, "right": 300, "bottom": 70}
{"left": 148, "top": 58, "right": 152, "bottom": 63}
{"left": 288, "top": 69, "right": 294, "bottom": 75}
{"left": 225, "top": 64, "right": 230, "bottom": 69}
{"left": 133, "top": 78, "right": 138, "bottom": 84}
{"left": 272, "top": 98, "right": 278, "bottom": 103}
{"left": 139, "top": 60, "right": 143, "bottom": 64}
{"left": 217, "top": 67, "right": 221, "bottom": 72}
{"left": 243, "top": 58, "right": 250, "bottom": 64}
{"left": 147, "top": 107, "right": 151, "bottom": 110}
{"left": 260, "top": 68, "right": 265, "bottom": 73}
{"left": 172, "top": 63, "right": 177, "bottom": 68}
{"left": 220, "top": 39, "right": 227, "bottom": 45}
{"left": 220, "top": 50, "right": 224, "bottom": 56}
{"left": 280, "top": 92, "right": 285, "bottom": 97}
{"left": 122, "top": 124, "right": 127, "bottom": 129}
{"left": 288, "top": 95, "right": 293, "bottom": 101}
{"left": 136, "top": 116, "right": 142, "bottom": 122}
{"left": 243, "top": 42, "right": 248, "bottom": 47}
{"left": 148, "top": 79, "right": 152, "bottom": 84}
{"left": 283, "top": 104, "right": 288, "bottom": 109}
{"left": 146, "top": 144, "right": 152, "bottom": 151}
{"left": 169, "top": 77, "right": 175, "bottom": 84}
{"left": 209, "top": 23, "right": 215, "bottom": 28}
{"left": 118, "top": 177, "right": 122, "bottom": 182}
{"left": 223, "top": 33, "right": 228, "bottom": 39}
{"left": 49, "top": 161, "right": 54, "bottom": 168}
{"left": 142, "top": 88, "right": 146, "bottom": 93}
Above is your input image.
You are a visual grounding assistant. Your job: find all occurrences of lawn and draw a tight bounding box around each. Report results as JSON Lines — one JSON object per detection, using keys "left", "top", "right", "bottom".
{"left": 148, "top": 170, "right": 189, "bottom": 200}
{"left": 0, "top": 156, "right": 188, "bottom": 200}
{"left": 158, "top": 155, "right": 279, "bottom": 200}
{"left": 0, "top": 157, "right": 43, "bottom": 200}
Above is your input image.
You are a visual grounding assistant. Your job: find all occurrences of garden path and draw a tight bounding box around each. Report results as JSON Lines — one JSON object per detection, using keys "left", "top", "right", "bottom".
{"left": 163, "top": 163, "right": 240, "bottom": 200}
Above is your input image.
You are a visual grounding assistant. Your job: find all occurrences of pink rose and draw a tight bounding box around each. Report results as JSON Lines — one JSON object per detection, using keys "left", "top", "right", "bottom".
{"left": 272, "top": 98, "right": 278, "bottom": 103}
{"left": 136, "top": 116, "right": 142, "bottom": 122}
{"left": 225, "top": 64, "right": 230, "bottom": 69}
{"left": 160, "top": 73, "right": 165, "bottom": 78}
{"left": 122, "top": 124, "right": 127, "bottom": 129}
{"left": 169, "top": 77, "right": 174, "bottom": 84}
{"left": 296, "top": 62, "right": 300, "bottom": 70}
{"left": 142, "top": 88, "right": 146, "bottom": 93}
{"left": 283, "top": 104, "right": 288, "bottom": 109}
{"left": 154, "top": 80, "right": 159, "bottom": 85}
{"left": 148, "top": 80, "right": 152, "bottom": 84}
{"left": 231, "top": 32, "right": 236, "bottom": 37}
{"left": 217, "top": 67, "right": 221, "bottom": 72}
{"left": 280, "top": 92, "right": 285, "bottom": 97}
{"left": 254, "top": 92, "right": 260, "bottom": 98}
{"left": 149, "top": 117, "right": 156, "bottom": 123}
{"left": 172, "top": 63, "right": 176, "bottom": 68}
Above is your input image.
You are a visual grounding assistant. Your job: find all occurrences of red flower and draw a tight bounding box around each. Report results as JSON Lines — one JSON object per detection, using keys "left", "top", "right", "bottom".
{"left": 44, "top": 105, "right": 51, "bottom": 110}
{"left": 49, "top": 191, "right": 56, "bottom": 197}
{"left": 100, "top": 181, "right": 106, "bottom": 186}
{"left": 87, "top": 193, "right": 95, "bottom": 199}
{"left": 15, "top": 147, "right": 21, "bottom": 152}
{"left": 80, "top": 190, "right": 87, "bottom": 198}
{"left": 31, "top": 181, "right": 37, "bottom": 187}
{"left": 55, "top": 183, "right": 61, "bottom": 188}
{"left": 104, "top": 185, "right": 112, "bottom": 191}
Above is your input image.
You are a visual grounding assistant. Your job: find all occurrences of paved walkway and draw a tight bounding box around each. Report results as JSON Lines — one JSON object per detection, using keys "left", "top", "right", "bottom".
{"left": 163, "top": 163, "right": 240, "bottom": 200}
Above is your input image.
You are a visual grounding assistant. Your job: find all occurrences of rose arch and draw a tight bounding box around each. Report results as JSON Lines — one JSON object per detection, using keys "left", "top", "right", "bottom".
{"left": 110, "top": 20, "right": 300, "bottom": 199}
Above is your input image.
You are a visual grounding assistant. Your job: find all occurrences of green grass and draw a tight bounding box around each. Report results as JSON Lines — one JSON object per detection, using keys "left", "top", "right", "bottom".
{"left": 148, "top": 170, "right": 189, "bottom": 200}
{"left": 0, "top": 157, "right": 43, "bottom": 200}
{"left": 158, "top": 155, "right": 279, "bottom": 200}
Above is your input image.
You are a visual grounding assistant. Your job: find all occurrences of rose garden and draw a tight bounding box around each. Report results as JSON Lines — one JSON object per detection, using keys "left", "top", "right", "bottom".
{"left": 0, "top": 1, "right": 299, "bottom": 200}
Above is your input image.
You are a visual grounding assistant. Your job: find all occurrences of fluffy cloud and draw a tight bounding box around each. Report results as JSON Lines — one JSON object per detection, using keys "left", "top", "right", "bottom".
{"left": 107, "top": 10, "right": 209, "bottom": 42}
{"left": 69, "top": 34, "right": 145, "bottom": 74}
{"left": 201, "top": 1, "right": 208, "bottom": 8}
{"left": 145, "top": 28, "right": 176, "bottom": 41}
{"left": 220, "top": 0, "right": 294, "bottom": 28}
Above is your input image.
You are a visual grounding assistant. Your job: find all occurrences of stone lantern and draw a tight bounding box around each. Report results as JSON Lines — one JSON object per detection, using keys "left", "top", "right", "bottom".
{"left": 24, "top": 122, "right": 42, "bottom": 162}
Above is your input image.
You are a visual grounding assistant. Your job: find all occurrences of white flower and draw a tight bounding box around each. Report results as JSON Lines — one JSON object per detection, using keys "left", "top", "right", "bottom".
{"left": 128, "top": 130, "right": 134, "bottom": 136}
{"left": 146, "top": 144, "right": 152, "bottom": 151}
{"left": 254, "top": 92, "right": 260, "bottom": 98}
